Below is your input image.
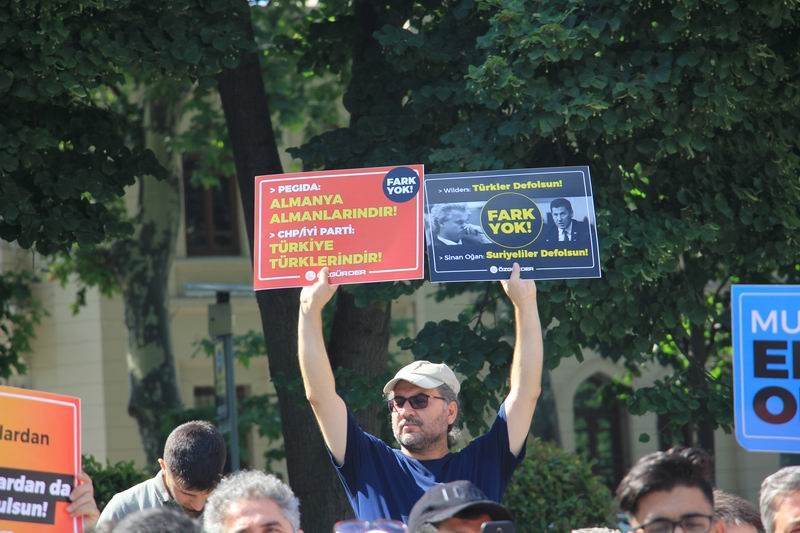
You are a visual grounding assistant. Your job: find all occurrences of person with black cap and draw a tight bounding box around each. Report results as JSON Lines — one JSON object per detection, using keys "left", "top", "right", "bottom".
{"left": 407, "top": 480, "right": 513, "bottom": 532}
{"left": 298, "top": 263, "right": 542, "bottom": 522}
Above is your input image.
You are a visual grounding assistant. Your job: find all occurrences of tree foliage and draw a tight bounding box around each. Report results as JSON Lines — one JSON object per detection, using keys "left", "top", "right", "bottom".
{"left": 331, "top": 0, "right": 800, "bottom": 451}
{"left": 503, "top": 439, "right": 616, "bottom": 532}
{"left": 0, "top": 1, "right": 252, "bottom": 254}
{"left": 0, "top": 270, "right": 44, "bottom": 378}
{"left": 458, "top": 0, "right": 800, "bottom": 449}
{"left": 3, "top": 1, "right": 799, "bottom": 528}
{"left": 2, "top": 0, "right": 266, "bottom": 455}
{"left": 82, "top": 455, "right": 151, "bottom": 511}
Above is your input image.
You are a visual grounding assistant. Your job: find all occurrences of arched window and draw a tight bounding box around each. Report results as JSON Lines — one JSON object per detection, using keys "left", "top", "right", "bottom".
{"left": 573, "top": 373, "right": 629, "bottom": 489}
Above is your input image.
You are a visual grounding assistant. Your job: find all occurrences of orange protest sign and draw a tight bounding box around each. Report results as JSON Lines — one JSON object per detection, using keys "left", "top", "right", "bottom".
{"left": 0, "top": 386, "right": 82, "bottom": 533}
{"left": 254, "top": 165, "right": 425, "bottom": 289}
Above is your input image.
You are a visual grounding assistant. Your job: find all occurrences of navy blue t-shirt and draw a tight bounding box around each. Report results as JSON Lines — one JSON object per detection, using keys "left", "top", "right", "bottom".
{"left": 331, "top": 403, "right": 526, "bottom": 522}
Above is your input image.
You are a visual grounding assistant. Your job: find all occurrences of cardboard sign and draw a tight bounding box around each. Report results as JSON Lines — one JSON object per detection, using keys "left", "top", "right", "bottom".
{"left": 732, "top": 285, "right": 800, "bottom": 453}
{"left": 424, "top": 166, "right": 601, "bottom": 282}
{"left": 0, "top": 386, "right": 82, "bottom": 533}
{"left": 254, "top": 165, "right": 425, "bottom": 289}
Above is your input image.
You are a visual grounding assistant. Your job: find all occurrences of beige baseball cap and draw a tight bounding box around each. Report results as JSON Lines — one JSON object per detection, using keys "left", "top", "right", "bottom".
{"left": 382, "top": 360, "right": 460, "bottom": 395}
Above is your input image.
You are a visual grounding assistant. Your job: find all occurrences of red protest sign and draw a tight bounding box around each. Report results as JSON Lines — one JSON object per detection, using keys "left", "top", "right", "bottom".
{"left": 254, "top": 165, "right": 424, "bottom": 289}
{"left": 0, "top": 386, "right": 82, "bottom": 533}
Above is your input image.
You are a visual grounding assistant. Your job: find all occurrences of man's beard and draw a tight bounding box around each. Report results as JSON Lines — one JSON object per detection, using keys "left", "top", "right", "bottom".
{"left": 393, "top": 415, "right": 445, "bottom": 452}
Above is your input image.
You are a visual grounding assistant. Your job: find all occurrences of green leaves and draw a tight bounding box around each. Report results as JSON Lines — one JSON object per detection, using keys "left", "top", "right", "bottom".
{"left": 0, "top": 67, "right": 13, "bottom": 93}
{"left": 82, "top": 455, "right": 151, "bottom": 511}
{"left": 0, "top": 102, "right": 161, "bottom": 254}
{"left": 0, "top": 271, "right": 45, "bottom": 379}
{"left": 624, "top": 363, "right": 734, "bottom": 441}
{"left": 141, "top": 0, "right": 800, "bottom": 477}
{"left": 0, "top": 0, "right": 258, "bottom": 254}
{"left": 504, "top": 439, "right": 615, "bottom": 532}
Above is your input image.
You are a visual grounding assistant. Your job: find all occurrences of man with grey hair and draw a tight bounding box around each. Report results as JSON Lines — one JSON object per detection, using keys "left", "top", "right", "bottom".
{"left": 298, "top": 263, "right": 543, "bottom": 522}
{"left": 759, "top": 466, "right": 800, "bottom": 533}
{"left": 203, "top": 470, "right": 302, "bottom": 533}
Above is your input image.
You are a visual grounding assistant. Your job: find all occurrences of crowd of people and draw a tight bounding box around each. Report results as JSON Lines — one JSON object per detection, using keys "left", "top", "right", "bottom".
{"left": 70, "top": 422, "right": 800, "bottom": 532}
{"left": 79, "top": 444, "right": 800, "bottom": 532}
{"left": 61, "top": 267, "right": 799, "bottom": 532}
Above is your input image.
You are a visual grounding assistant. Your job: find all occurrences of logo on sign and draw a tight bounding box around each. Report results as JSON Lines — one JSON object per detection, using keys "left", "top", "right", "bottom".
{"left": 383, "top": 167, "right": 420, "bottom": 203}
{"left": 479, "top": 193, "right": 544, "bottom": 249}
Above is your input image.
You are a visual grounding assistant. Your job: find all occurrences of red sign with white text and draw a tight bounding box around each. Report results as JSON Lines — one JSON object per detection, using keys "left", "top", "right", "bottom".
{"left": 254, "top": 165, "right": 424, "bottom": 289}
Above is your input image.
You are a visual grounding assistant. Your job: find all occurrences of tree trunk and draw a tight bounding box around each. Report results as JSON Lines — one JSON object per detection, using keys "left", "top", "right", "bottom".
{"left": 532, "top": 369, "right": 560, "bottom": 444}
{"left": 688, "top": 322, "right": 715, "bottom": 456}
{"left": 219, "top": 1, "right": 412, "bottom": 527}
{"left": 217, "top": 4, "right": 351, "bottom": 528}
{"left": 328, "top": 292, "right": 392, "bottom": 432}
{"left": 124, "top": 95, "right": 184, "bottom": 462}
{"left": 324, "top": 0, "right": 413, "bottom": 438}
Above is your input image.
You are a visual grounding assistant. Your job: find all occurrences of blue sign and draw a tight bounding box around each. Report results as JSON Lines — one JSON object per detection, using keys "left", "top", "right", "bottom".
{"left": 424, "top": 166, "right": 601, "bottom": 282}
{"left": 733, "top": 285, "right": 800, "bottom": 453}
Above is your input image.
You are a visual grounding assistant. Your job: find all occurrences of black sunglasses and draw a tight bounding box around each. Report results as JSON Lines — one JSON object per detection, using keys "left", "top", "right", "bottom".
{"left": 387, "top": 393, "right": 447, "bottom": 411}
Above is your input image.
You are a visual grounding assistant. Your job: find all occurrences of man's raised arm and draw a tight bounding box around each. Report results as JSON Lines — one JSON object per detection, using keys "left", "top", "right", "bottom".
{"left": 500, "top": 262, "right": 544, "bottom": 456}
{"left": 298, "top": 267, "right": 348, "bottom": 464}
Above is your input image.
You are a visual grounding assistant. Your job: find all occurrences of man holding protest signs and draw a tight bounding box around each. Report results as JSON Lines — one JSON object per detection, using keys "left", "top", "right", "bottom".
{"left": 297, "top": 262, "right": 543, "bottom": 521}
